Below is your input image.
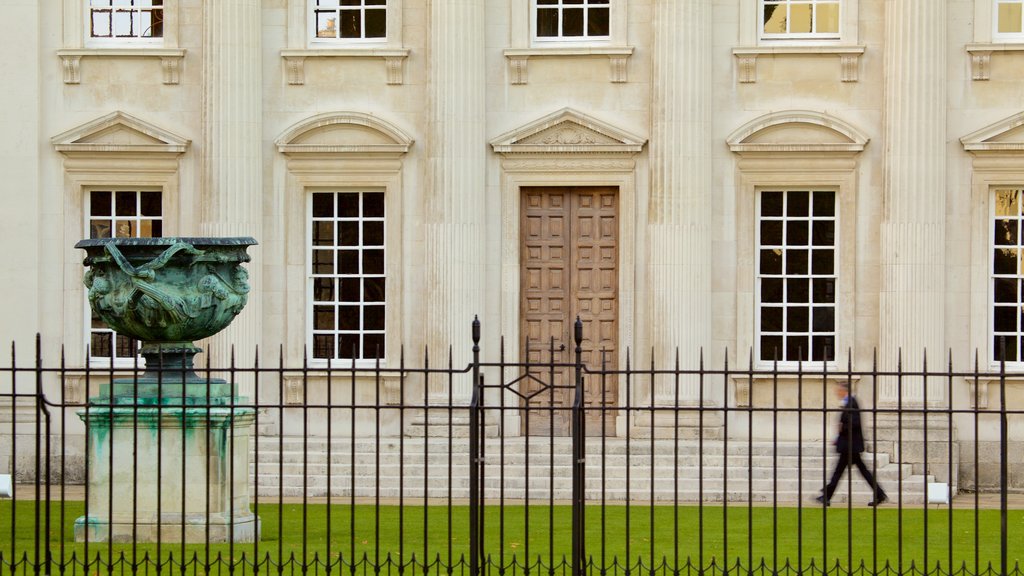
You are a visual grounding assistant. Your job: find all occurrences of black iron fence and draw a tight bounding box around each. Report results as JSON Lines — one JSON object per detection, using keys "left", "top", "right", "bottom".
{"left": 1, "top": 319, "right": 1023, "bottom": 576}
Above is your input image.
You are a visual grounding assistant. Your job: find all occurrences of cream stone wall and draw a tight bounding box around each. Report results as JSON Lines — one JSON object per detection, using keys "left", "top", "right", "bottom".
{"left": 3, "top": 0, "right": 1024, "bottom": 485}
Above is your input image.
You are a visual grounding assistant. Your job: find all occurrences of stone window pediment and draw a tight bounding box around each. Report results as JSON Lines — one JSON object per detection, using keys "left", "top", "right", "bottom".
{"left": 490, "top": 108, "right": 645, "bottom": 156}
{"left": 961, "top": 111, "right": 1024, "bottom": 153}
{"left": 275, "top": 112, "right": 413, "bottom": 157}
{"left": 52, "top": 111, "right": 190, "bottom": 157}
{"left": 727, "top": 110, "right": 869, "bottom": 156}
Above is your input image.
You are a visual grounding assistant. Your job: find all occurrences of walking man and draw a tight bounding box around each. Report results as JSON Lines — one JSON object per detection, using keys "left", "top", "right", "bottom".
{"left": 816, "top": 381, "right": 888, "bottom": 506}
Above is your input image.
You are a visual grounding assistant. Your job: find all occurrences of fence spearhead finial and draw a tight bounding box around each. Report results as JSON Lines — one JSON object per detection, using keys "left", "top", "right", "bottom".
{"left": 574, "top": 316, "right": 583, "bottom": 346}
{"left": 472, "top": 315, "right": 480, "bottom": 345}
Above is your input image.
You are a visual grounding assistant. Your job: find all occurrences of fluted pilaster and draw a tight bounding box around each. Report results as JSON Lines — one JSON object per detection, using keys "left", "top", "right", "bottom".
{"left": 201, "top": 0, "right": 263, "bottom": 381}
{"left": 425, "top": 0, "right": 486, "bottom": 401}
{"left": 648, "top": 1, "right": 713, "bottom": 405}
{"left": 879, "top": 1, "right": 946, "bottom": 405}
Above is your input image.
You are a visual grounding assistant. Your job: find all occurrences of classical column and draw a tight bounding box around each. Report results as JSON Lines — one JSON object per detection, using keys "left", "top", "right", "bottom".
{"left": 879, "top": 1, "right": 946, "bottom": 405}
{"left": 201, "top": 1, "right": 263, "bottom": 383}
{"left": 648, "top": 1, "right": 713, "bottom": 408}
{"left": 424, "top": 0, "right": 487, "bottom": 401}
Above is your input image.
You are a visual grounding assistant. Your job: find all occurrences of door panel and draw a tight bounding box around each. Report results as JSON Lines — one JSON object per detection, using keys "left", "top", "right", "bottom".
{"left": 520, "top": 187, "right": 618, "bottom": 436}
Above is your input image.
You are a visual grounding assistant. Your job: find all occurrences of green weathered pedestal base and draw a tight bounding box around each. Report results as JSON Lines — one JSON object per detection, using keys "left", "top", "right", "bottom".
{"left": 75, "top": 401, "right": 259, "bottom": 543}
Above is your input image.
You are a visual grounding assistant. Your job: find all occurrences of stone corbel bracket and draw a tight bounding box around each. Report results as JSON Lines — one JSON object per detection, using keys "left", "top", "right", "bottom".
{"left": 966, "top": 44, "right": 1024, "bottom": 81}
{"left": 503, "top": 46, "right": 634, "bottom": 85}
{"left": 732, "top": 45, "right": 865, "bottom": 83}
{"left": 281, "top": 48, "right": 411, "bottom": 86}
{"left": 57, "top": 49, "right": 186, "bottom": 85}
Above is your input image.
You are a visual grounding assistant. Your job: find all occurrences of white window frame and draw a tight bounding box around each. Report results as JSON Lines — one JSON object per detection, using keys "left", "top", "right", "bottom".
{"left": 531, "top": 0, "right": 611, "bottom": 44}
{"left": 741, "top": 0, "right": 856, "bottom": 46}
{"left": 81, "top": 0, "right": 169, "bottom": 48}
{"left": 755, "top": 189, "right": 838, "bottom": 364}
{"left": 84, "top": 0, "right": 163, "bottom": 46}
{"left": 307, "top": 190, "right": 387, "bottom": 364}
{"left": 989, "top": 187, "right": 1024, "bottom": 366}
{"left": 308, "top": 0, "right": 389, "bottom": 46}
{"left": 759, "top": 0, "right": 842, "bottom": 41}
{"left": 84, "top": 188, "right": 164, "bottom": 367}
{"left": 510, "top": 0, "right": 626, "bottom": 48}
{"left": 994, "top": 0, "right": 1024, "bottom": 42}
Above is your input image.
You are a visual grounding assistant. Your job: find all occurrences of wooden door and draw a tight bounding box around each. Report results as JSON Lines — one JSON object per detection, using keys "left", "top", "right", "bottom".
{"left": 520, "top": 187, "right": 618, "bottom": 436}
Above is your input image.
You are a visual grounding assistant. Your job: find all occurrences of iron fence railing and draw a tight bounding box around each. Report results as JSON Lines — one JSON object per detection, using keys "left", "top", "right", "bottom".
{"left": 1, "top": 319, "right": 1022, "bottom": 576}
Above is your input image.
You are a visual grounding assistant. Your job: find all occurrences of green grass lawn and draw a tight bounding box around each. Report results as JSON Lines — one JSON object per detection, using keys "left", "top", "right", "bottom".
{"left": 2, "top": 500, "right": 1022, "bottom": 574}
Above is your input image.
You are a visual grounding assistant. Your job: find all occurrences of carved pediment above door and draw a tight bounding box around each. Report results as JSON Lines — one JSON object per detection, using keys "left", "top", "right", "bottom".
{"left": 961, "top": 111, "right": 1024, "bottom": 154}
{"left": 51, "top": 111, "right": 190, "bottom": 156}
{"left": 490, "top": 108, "right": 646, "bottom": 156}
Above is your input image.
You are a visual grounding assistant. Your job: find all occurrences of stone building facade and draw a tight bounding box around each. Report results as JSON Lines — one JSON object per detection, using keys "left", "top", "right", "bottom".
{"left": 2, "top": 0, "right": 1024, "bottom": 490}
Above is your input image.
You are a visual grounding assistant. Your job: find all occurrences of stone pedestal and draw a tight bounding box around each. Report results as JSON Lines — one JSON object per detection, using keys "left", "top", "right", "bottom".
{"left": 75, "top": 370, "right": 258, "bottom": 543}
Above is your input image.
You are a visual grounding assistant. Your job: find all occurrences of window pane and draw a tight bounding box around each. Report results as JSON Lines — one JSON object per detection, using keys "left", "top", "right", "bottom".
{"left": 339, "top": 334, "right": 359, "bottom": 359}
{"left": 761, "top": 335, "right": 783, "bottom": 361}
{"left": 787, "top": 221, "right": 809, "bottom": 245}
{"left": 786, "top": 249, "right": 808, "bottom": 275}
{"left": 762, "top": 192, "right": 783, "bottom": 216}
{"left": 787, "top": 278, "right": 809, "bottom": 303}
{"left": 999, "top": 2, "right": 1024, "bottom": 33}
{"left": 338, "top": 193, "right": 359, "bottom": 217}
{"left": 313, "top": 221, "right": 334, "bottom": 246}
{"left": 150, "top": 220, "right": 163, "bottom": 238}
{"left": 760, "top": 249, "right": 783, "bottom": 275}
{"left": 786, "top": 336, "right": 808, "bottom": 361}
{"left": 815, "top": 2, "right": 839, "bottom": 33}
{"left": 91, "top": 220, "right": 112, "bottom": 239}
{"left": 364, "top": 334, "right": 385, "bottom": 359}
{"left": 761, "top": 221, "right": 783, "bottom": 245}
{"left": 115, "top": 334, "right": 136, "bottom": 358}
{"left": 340, "top": 278, "right": 360, "bottom": 302}
{"left": 562, "top": 8, "right": 584, "bottom": 36}
{"left": 365, "top": 305, "right": 385, "bottom": 330}
{"left": 314, "top": 278, "right": 335, "bottom": 302}
{"left": 140, "top": 191, "right": 161, "bottom": 216}
{"left": 91, "top": 191, "right": 112, "bottom": 216}
{"left": 364, "top": 277, "right": 385, "bottom": 302}
{"left": 364, "top": 193, "right": 385, "bottom": 216}
{"left": 364, "top": 221, "right": 384, "bottom": 246}
{"left": 812, "top": 221, "right": 835, "bottom": 246}
{"left": 787, "top": 191, "right": 809, "bottom": 216}
{"left": 365, "top": 9, "right": 386, "bottom": 38}
{"left": 761, "top": 306, "right": 783, "bottom": 332}
{"left": 91, "top": 332, "right": 113, "bottom": 358}
{"left": 363, "top": 249, "right": 384, "bottom": 275}
{"left": 994, "top": 335, "right": 1017, "bottom": 362}
{"left": 812, "top": 278, "right": 836, "bottom": 303}
{"left": 811, "top": 249, "right": 834, "bottom": 275}
{"left": 339, "top": 250, "right": 359, "bottom": 273}
{"left": 115, "top": 191, "right": 137, "bottom": 216}
{"left": 813, "top": 191, "right": 835, "bottom": 216}
{"left": 339, "top": 221, "right": 359, "bottom": 246}
{"left": 113, "top": 10, "right": 133, "bottom": 36}
{"left": 787, "top": 306, "right": 809, "bottom": 332}
{"left": 994, "top": 278, "right": 1018, "bottom": 303}
{"left": 762, "top": 278, "right": 783, "bottom": 303}
{"left": 339, "top": 306, "right": 360, "bottom": 330}
{"left": 314, "top": 306, "right": 335, "bottom": 330}
{"left": 313, "top": 249, "right": 334, "bottom": 274}
{"left": 994, "top": 248, "right": 1018, "bottom": 275}
{"left": 92, "top": 10, "right": 112, "bottom": 37}
{"left": 811, "top": 336, "right": 835, "bottom": 362}
{"left": 115, "top": 221, "right": 133, "bottom": 238}
{"left": 537, "top": 8, "right": 559, "bottom": 36}
{"left": 812, "top": 307, "right": 835, "bottom": 331}
{"left": 588, "top": 7, "right": 609, "bottom": 35}
{"left": 995, "top": 220, "right": 1018, "bottom": 245}
{"left": 995, "top": 189, "right": 1019, "bottom": 216}
{"left": 313, "top": 193, "right": 334, "bottom": 217}
{"left": 763, "top": 2, "right": 786, "bottom": 33}
{"left": 317, "top": 12, "right": 339, "bottom": 38}
{"left": 340, "top": 9, "right": 361, "bottom": 38}
{"left": 994, "top": 306, "right": 1017, "bottom": 332}
{"left": 313, "top": 335, "right": 334, "bottom": 359}
{"left": 789, "top": 3, "right": 813, "bottom": 33}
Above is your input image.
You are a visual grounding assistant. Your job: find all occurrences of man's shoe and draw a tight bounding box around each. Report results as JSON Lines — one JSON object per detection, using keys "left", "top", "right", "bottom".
{"left": 867, "top": 495, "right": 888, "bottom": 507}
{"left": 815, "top": 495, "right": 830, "bottom": 506}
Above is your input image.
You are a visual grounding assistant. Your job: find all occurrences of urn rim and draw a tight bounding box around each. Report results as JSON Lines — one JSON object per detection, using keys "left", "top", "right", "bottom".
{"left": 75, "top": 236, "right": 258, "bottom": 249}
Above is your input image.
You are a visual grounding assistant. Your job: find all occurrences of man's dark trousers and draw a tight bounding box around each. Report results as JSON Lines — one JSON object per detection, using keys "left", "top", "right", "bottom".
{"left": 824, "top": 447, "right": 886, "bottom": 500}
